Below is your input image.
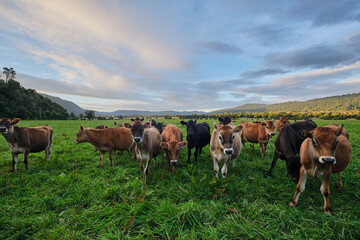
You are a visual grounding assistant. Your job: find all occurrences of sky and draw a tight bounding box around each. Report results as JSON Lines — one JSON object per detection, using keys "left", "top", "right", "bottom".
{"left": 0, "top": 0, "right": 360, "bottom": 112}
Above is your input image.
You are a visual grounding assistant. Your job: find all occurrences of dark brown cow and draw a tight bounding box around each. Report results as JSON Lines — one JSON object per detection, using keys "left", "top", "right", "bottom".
{"left": 210, "top": 122, "right": 243, "bottom": 178}
{"left": 74, "top": 126, "right": 133, "bottom": 167}
{"left": 289, "top": 124, "right": 351, "bottom": 214}
{"left": 123, "top": 120, "right": 162, "bottom": 182}
{"left": 96, "top": 125, "right": 108, "bottom": 129}
{"left": 160, "top": 124, "right": 187, "bottom": 173}
{"left": 275, "top": 117, "right": 291, "bottom": 132}
{"left": 240, "top": 120, "right": 275, "bottom": 157}
{"left": 0, "top": 118, "right": 53, "bottom": 171}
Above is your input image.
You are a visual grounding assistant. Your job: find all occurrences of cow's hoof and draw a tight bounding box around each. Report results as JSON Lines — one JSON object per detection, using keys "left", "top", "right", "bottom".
{"left": 97, "top": 165, "right": 103, "bottom": 168}
{"left": 266, "top": 171, "right": 272, "bottom": 177}
{"left": 324, "top": 207, "right": 332, "bottom": 214}
{"left": 289, "top": 201, "right": 297, "bottom": 207}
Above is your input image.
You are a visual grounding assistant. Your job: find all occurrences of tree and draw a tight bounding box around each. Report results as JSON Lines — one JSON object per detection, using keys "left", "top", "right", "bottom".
{"left": 85, "top": 110, "right": 95, "bottom": 120}
{"left": 3, "top": 67, "right": 16, "bottom": 83}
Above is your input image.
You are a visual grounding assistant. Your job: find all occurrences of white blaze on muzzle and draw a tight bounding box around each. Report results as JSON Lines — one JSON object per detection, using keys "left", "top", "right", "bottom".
{"left": 223, "top": 148, "right": 234, "bottom": 155}
{"left": 170, "top": 160, "right": 177, "bottom": 165}
{"left": 319, "top": 156, "right": 336, "bottom": 165}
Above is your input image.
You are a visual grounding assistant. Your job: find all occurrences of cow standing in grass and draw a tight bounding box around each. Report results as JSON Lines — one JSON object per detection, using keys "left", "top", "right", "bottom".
{"left": 0, "top": 118, "right": 53, "bottom": 172}
{"left": 289, "top": 124, "right": 351, "bottom": 214}
{"left": 74, "top": 126, "right": 133, "bottom": 167}
{"left": 160, "top": 124, "right": 187, "bottom": 173}
{"left": 180, "top": 120, "right": 210, "bottom": 164}
{"left": 210, "top": 122, "right": 243, "bottom": 178}
{"left": 124, "top": 120, "right": 162, "bottom": 182}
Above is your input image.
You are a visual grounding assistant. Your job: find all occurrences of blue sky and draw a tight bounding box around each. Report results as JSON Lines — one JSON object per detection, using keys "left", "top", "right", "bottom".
{"left": 0, "top": 0, "right": 360, "bottom": 112}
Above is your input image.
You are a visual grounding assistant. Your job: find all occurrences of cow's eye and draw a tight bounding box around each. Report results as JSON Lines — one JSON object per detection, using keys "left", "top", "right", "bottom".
{"left": 332, "top": 139, "right": 338, "bottom": 150}
{"left": 232, "top": 134, "right": 235, "bottom": 139}
{"left": 311, "top": 139, "right": 318, "bottom": 147}
{"left": 219, "top": 135, "right": 223, "bottom": 141}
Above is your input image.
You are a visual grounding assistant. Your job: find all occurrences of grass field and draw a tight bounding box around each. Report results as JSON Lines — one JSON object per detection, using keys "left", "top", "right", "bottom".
{"left": 0, "top": 118, "right": 359, "bottom": 239}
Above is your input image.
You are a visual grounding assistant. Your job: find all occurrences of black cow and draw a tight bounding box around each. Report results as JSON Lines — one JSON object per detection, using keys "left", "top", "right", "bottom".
{"left": 180, "top": 120, "right": 211, "bottom": 164}
{"left": 266, "top": 119, "right": 317, "bottom": 182}
{"left": 218, "top": 116, "right": 232, "bottom": 125}
{"left": 151, "top": 120, "right": 165, "bottom": 134}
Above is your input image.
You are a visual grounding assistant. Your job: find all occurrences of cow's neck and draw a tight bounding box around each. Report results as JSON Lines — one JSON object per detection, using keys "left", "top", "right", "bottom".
{"left": 1, "top": 127, "right": 16, "bottom": 143}
{"left": 83, "top": 129, "right": 101, "bottom": 146}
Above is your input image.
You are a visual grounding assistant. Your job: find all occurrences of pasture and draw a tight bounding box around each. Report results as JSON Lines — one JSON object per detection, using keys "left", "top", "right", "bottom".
{"left": 0, "top": 119, "right": 359, "bottom": 239}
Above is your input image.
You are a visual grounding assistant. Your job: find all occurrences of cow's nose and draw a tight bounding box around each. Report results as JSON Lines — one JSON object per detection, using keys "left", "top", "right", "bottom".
{"left": 0, "top": 127, "right": 7, "bottom": 132}
{"left": 224, "top": 148, "right": 234, "bottom": 155}
{"left": 319, "top": 156, "right": 336, "bottom": 165}
{"left": 134, "top": 137, "right": 142, "bottom": 143}
{"left": 170, "top": 160, "right": 177, "bottom": 166}
{"left": 271, "top": 132, "right": 275, "bottom": 136}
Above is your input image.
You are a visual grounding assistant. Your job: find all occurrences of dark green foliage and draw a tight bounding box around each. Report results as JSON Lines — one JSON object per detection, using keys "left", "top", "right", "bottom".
{"left": 0, "top": 119, "right": 359, "bottom": 239}
{"left": 0, "top": 79, "right": 68, "bottom": 119}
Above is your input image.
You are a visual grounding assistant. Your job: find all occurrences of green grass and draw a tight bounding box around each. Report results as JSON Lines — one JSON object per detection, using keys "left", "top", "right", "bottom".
{"left": 0, "top": 119, "right": 359, "bottom": 239}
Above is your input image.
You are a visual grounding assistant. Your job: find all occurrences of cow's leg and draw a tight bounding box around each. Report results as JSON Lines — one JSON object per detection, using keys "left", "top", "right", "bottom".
{"left": 289, "top": 166, "right": 307, "bottom": 207}
{"left": 144, "top": 158, "right": 151, "bottom": 182}
{"left": 259, "top": 142, "right": 265, "bottom": 157}
{"left": 109, "top": 150, "right": 114, "bottom": 166}
{"left": 187, "top": 147, "right": 192, "bottom": 164}
{"left": 221, "top": 157, "right": 230, "bottom": 178}
{"left": 12, "top": 153, "right": 18, "bottom": 172}
{"left": 267, "top": 149, "right": 280, "bottom": 176}
{"left": 194, "top": 147, "right": 199, "bottom": 163}
{"left": 321, "top": 168, "right": 332, "bottom": 214}
{"left": 23, "top": 151, "right": 29, "bottom": 170}
{"left": 241, "top": 137, "right": 246, "bottom": 150}
{"left": 98, "top": 152, "right": 105, "bottom": 168}
{"left": 199, "top": 147, "right": 202, "bottom": 155}
{"left": 130, "top": 145, "right": 136, "bottom": 161}
{"left": 336, "top": 172, "right": 342, "bottom": 191}
{"left": 264, "top": 142, "right": 268, "bottom": 153}
{"left": 232, "top": 157, "right": 236, "bottom": 167}
{"left": 212, "top": 155, "right": 219, "bottom": 178}
{"left": 153, "top": 157, "right": 157, "bottom": 167}
{"left": 45, "top": 144, "right": 51, "bottom": 162}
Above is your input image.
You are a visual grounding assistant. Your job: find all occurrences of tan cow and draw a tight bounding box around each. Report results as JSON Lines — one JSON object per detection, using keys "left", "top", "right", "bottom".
{"left": 210, "top": 122, "right": 243, "bottom": 178}
{"left": 74, "top": 126, "right": 133, "bottom": 167}
{"left": 275, "top": 117, "right": 291, "bottom": 132}
{"left": 289, "top": 124, "right": 351, "bottom": 214}
{"left": 160, "top": 124, "right": 187, "bottom": 173}
{"left": 0, "top": 118, "right": 53, "bottom": 171}
{"left": 123, "top": 120, "right": 162, "bottom": 182}
{"left": 240, "top": 120, "right": 275, "bottom": 157}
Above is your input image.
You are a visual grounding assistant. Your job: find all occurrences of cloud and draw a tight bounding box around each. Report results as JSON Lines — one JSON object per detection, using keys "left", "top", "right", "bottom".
{"left": 199, "top": 41, "right": 243, "bottom": 55}
{"left": 245, "top": 25, "right": 290, "bottom": 46}
{"left": 239, "top": 68, "right": 289, "bottom": 79}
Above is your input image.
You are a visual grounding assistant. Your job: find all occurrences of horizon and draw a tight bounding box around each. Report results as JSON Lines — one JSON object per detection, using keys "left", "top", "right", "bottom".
{"left": 1, "top": 1, "right": 360, "bottom": 112}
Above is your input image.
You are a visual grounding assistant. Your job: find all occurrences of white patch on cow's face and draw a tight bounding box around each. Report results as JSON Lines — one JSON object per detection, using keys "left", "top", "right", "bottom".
{"left": 319, "top": 156, "right": 336, "bottom": 165}
{"left": 223, "top": 148, "right": 234, "bottom": 155}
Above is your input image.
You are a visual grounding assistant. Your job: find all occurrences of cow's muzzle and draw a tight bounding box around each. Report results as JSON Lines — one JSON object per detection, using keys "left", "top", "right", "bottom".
{"left": 170, "top": 160, "right": 177, "bottom": 166}
{"left": 270, "top": 132, "right": 275, "bottom": 136}
{"left": 319, "top": 156, "right": 336, "bottom": 165}
{"left": 0, "top": 127, "right": 8, "bottom": 133}
{"left": 224, "top": 148, "right": 234, "bottom": 155}
{"left": 133, "top": 137, "right": 142, "bottom": 143}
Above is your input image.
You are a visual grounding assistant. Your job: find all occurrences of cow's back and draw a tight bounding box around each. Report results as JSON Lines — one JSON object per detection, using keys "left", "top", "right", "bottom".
{"left": 241, "top": 122, "right": 262, "bottom": 143}
{"left": 15, "top": 126, "right": 53, "bottom": 152}
{"left": 144, "top": 127, "right": 162, "bottom": 158}
{"left": 194, "top": 123, "right": 211, "bottom": 147}
{"left": 112, "top": 127, "right": 133, "bottom": 150}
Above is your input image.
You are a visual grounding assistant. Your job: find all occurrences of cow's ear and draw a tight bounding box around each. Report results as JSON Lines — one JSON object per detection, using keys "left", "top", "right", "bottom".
{"left": 298, "top": 129, "right": 311, "bottom": 139}
{"left": 160, "top": 142, "right": 168, "bottom": 149}
{"left": 213, "top": 122, "right": 219, "bottom": 131}
{"left": 335, "top": 124, "right": 344, "bottom": 137}
{"left": 261, "top": 122, "right": 266, "bottom": 126}
{"left": 140, "top": 117, "right": 144, "bottom": 121}
{"left": 144, "top": 121, "right": 151, "bottom": 128}
{"left": 218, "top": 117, "right": 223, "bottom": 123}
{"left": 105, "top": 126, "right": 108, "bottom": 128}
{"left": 114, "top": 122, "right": 117, "bottom": 126}
{"left": 80, "top": 126, "right": 84, "bottom": 132}
{"left": 123, "top": 122, "right": 131, "bottom": 129}
{"left": 234, "top": 124, "right": 243, "bottom": 133}
{"left": 130, "top": 119, "right": 135, "bottom": 122}
{"left": 180, "top": 121, "right": 187, "bottom": 126}
{"left": 180, "top": 141, "right": 187, "bottom": 148}
{"left": 10, "top": 118, "right": 21, "bottom": 125}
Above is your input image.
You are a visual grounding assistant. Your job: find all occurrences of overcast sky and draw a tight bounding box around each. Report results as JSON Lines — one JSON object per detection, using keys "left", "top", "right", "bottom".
{"left": 1, "top": 0, "right": 360, "bottom": 112}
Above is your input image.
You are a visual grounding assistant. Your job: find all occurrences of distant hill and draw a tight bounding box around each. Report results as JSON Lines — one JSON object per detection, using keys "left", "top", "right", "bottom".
{"left": 0, "top": 79, "right": 68, "bottom": 119}
{"left": 214, "top": 93, "right": 360, "bottom": 113}
{"left": 42, "top": 93, "right": 206, "bottom": 116}
{"left": 41, "top": 93, "right": 86, "bottom": 115}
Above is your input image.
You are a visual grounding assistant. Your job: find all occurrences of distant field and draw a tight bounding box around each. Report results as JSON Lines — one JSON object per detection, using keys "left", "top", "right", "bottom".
{"left": 0, "top": 119, "right": 359, "bottom": 239}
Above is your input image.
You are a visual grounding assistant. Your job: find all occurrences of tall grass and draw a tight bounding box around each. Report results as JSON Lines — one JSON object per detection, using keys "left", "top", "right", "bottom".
{"left": 0, "top": 119, "right": 359, "bottom": 239}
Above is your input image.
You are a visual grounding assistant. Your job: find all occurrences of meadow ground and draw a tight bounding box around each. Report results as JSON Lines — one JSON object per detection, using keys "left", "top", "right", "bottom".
{"left": 0, "top": 118, "right": 359, "bottom": 239}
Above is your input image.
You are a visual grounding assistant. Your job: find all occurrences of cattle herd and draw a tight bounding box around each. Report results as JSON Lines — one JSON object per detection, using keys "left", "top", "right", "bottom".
{"left": 0, "top": 116, "right": 352, "bottom": 214}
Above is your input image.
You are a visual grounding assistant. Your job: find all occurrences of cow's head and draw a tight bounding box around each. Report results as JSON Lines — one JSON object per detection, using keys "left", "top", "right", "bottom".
{"left": 160, "top": 140, "right": 187, "bottom": 166}
{"left": 218, "top": 116, "right": 232, "bottom": 125}
{"left": 213, "top": 122, "right": 243, "bottom": 155}
{"left": 278, "top": 117, "right": 291, "bottom": 130}
{"left": 308, "top": 125, "right": 343, "bottom": 165}
{"left": 124, "top": 120, "right": 151, "bottom": 143}
{"left": 266, "top": 119, "right": 276, "bottom": 137}
{"left": 154, "top": 122, "right": 164, "bottom": 134}
{"left": 74, "top": 126, "right": 88, "bottom": 144}
{"left": 0, "top": 118, "right": 20, "bottom": 135}
{"left": 180, "top": 120, "right": 197, "bottom": 142}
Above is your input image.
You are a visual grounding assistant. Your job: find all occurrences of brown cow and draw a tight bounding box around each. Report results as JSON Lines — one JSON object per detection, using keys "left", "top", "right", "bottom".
{"left": 210, "top": 122, "right": 243, "bottom": 178}
{"left": 74, "top": 126, "right": 133, "bottom": 167}
{"left": 289, "top": 124, "right": 351, "bottom": 214}
{"left": 0, "top": 118, "right": 53, "bottom": 171}
{"left": 160, "top": 124, "right": 187, "bottom": 173}
{"left": 275, "top": 117, "right": 291, "bottom": 132}
{"left": 123, "top": 120, "right": 162, "bottom": 182}
{"left": 240, "top": 120, "right": 275, "bottom": 157}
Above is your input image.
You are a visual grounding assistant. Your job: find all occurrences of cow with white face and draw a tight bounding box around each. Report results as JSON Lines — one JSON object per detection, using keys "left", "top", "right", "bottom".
{"left": 210, "top": 122, "right": 243, "bottom": 178}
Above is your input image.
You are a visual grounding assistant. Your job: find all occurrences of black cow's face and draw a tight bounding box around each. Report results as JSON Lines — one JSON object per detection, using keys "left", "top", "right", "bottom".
{"left": 154, "top": 122, "right": 164, "bottom": 134}
{"left": 0, "top": 118, "right": 20, "bottom": 134}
